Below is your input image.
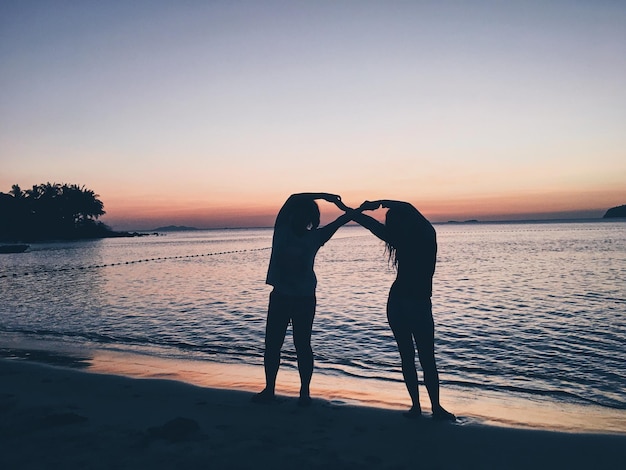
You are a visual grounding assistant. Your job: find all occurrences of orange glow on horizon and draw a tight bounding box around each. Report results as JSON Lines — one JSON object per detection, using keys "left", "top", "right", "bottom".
{"left": 100, "top": 187, "right": 624, "bottom": 231}
{"left": 418, "top": 188, "right": 623, "bottom": 222}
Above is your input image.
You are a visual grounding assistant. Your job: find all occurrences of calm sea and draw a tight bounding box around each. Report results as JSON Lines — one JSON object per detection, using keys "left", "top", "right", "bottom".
{"left": 1, "top": 221, "right": 625, "bottom": 429}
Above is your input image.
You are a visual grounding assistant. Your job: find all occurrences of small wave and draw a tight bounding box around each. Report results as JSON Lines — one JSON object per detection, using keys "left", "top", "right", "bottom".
{"left": 443, "top": 379, "right": 626, "bottom": 410}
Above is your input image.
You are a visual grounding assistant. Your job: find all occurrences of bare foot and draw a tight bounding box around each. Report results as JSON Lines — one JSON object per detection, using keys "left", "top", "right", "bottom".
{"left": 402, "top": 406, "right": 422, "bottom": 419}
{"left": 298, "top": 394, "right": 312, "bottom": 407}
{"left": 251, "top": 389, "right": 276, "bottom": 404}
{"left": 432, "top": 406, "right": 456, "bottom": 421}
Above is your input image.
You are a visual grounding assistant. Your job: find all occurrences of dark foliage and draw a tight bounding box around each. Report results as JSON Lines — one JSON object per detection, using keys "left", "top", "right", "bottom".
{"left": 0, "top": 182, "right": 117, "bottom": 241}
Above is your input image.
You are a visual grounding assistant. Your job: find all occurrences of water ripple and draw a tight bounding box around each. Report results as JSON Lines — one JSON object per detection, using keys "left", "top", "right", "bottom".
{"left": 1, "top": 223, "right": 625, "bottom": 410}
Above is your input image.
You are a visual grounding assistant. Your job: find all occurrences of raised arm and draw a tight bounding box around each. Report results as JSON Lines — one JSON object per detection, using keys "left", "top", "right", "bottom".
{"left": 286, "top": 192, "right": 342, "bottom": 203}
{"left": 377, "top": 200, "right": 415, "bottom": 211}
{"left": 317, "top": 209, "right": 353, "bottom": 245}
{"left": 275, "top": 193, "right": 343, "bottom": 227}
{"left": 377, "top": 199, "right": 430, "bottom": 225}
{"left": 348, "top": 201, "right": 389, "bottom": 242}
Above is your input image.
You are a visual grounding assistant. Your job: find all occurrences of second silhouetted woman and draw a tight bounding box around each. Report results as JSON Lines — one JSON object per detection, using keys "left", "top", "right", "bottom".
{"left": 352, "top": 199, "right": 455, "bottom": 420}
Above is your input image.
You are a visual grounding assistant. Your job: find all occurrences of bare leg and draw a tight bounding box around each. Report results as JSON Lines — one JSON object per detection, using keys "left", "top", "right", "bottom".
{"left": 291, "top": 297, "right": 316, "bottom": 406}
{"left": 415, "top": 315, "right": 455, "bottom": 421}
{"left": 252, "top": 294, "right": 289, "bottom": 403}
{"left": 262, "top": 319, "right": 288, "bottom": 396}
{"left": 395, "top": 331, "right": 421, "bottom": 413}
{"left": 388, "top": 294, "right": 422, "bottom": 416}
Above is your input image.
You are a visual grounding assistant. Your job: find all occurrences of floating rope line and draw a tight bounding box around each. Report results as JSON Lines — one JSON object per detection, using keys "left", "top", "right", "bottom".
{"left": 0, "top": 246, "right": 272, "bottom": 279}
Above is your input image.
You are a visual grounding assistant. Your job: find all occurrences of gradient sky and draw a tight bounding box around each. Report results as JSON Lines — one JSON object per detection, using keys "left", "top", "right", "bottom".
{"left": 1, "top": 0, "right": 625, "bottom": 230}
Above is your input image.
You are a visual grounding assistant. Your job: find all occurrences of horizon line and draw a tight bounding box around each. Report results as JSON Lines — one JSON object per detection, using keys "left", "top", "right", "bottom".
{"left": 125, "top": 215, "right": 624, "bottom": 233}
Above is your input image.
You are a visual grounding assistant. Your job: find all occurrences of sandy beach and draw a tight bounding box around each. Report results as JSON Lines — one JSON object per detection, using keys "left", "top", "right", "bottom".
{"left": 1, "top": 358, "right": 625, "bottom": 470}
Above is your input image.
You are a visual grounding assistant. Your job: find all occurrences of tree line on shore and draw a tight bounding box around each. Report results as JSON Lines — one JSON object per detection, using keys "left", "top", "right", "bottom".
{"left": 0, "top": 182, "right": 125, "bottom": 242}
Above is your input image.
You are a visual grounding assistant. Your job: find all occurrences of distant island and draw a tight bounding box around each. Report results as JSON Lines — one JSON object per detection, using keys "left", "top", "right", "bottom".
{"left": 151, "top": 225, "right": 199, "bottom": 232}
{"left": 446, "top": 219, "right": 480, "bottom": 224}
{"left": 603, "top": 204, "right": 626, "bottom": 218}
{"left": 0, "top": 182, "right": 143, "bottom": 242}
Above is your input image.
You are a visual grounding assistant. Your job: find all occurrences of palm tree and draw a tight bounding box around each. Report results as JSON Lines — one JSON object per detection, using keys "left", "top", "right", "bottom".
{"left": 9, "top": 184, "right": 24, "bottom": 199}
{"left": 1, "top": 182, "right": 112, "bottom": 241}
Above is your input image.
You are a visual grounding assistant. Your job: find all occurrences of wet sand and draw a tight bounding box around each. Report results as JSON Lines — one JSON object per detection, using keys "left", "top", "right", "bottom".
{"left": 2, "top": 358, "right": 625, "bottom": 470}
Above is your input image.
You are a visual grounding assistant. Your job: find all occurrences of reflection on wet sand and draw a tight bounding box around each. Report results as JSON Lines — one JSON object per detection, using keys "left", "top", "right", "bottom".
{"left": 87, "top": 349, "right": 626, "bottom": 435}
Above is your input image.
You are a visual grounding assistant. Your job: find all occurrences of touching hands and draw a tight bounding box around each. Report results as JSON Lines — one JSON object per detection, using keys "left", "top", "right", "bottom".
{"left": 358, "top": 200, "right": 382, "bottom": 211}
{"left": 326, "top": 194, "right": 351, "bottom": 212}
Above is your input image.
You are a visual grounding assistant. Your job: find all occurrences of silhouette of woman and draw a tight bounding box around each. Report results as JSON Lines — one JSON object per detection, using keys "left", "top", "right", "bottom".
{"left": 352, "top": 200, "right": 455, "bottom": 420}
{"left": 253, "top": 193, "right": 352, "bottom": 406}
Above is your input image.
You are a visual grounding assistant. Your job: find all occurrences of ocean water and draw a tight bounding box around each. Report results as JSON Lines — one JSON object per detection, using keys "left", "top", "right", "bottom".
{"left": 1, "top": 221, "right": 625, "bottom": 429}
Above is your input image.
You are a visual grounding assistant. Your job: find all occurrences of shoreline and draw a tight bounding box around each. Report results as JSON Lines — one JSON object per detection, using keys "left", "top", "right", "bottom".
{"left": 2, "top": 338, "right": 626, "bottom": 436}
{"left": 88, "top": 350, "right": 626, "bottom": 436}
{"left": 2, "top": 358, "right": 625, "bottom": 470}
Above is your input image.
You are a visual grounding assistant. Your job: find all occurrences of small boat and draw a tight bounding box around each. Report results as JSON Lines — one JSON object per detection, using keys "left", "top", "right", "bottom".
{"left": 0, "top": 244, "right": 30, "bottom": 254}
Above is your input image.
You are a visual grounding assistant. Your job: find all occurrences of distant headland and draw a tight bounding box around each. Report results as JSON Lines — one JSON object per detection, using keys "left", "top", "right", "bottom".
{"left": 151, "top": 225, "right": 199, "bottom": 232}
{"left": 603, "top": 204, "right": 626, "bottom": 219}
{"left": 445, "top": 219, "right": 480, "bottom": 224}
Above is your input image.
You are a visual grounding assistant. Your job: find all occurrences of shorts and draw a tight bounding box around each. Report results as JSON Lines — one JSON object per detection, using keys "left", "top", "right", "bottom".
{"left": 267, "top": 289, "right": 316, "bottom": 326}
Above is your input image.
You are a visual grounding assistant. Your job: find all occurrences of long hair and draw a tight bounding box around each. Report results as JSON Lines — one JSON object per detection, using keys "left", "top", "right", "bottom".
{"left": 384, "top": 205, "right": 422, "bottom": 268}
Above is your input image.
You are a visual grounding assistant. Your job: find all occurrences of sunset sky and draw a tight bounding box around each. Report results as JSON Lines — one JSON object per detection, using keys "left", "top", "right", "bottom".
{"left": 1, "top": 1, "right": 625, "bottom": 230}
